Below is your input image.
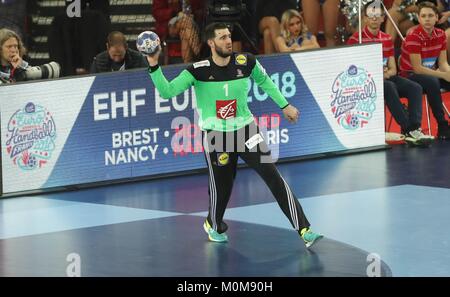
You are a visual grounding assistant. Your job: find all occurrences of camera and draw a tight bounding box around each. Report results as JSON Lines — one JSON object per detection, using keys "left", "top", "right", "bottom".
{"left": 16, "top": 61, "right": 61, "bottom": 81}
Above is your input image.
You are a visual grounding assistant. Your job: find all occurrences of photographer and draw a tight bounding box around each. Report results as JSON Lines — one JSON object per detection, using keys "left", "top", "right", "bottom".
{"left": 0, "top": 29, "right": 60, "bottom": 84}
{"left": 1, "top": 28, "right": 60, "bottom": 85}
{"left": 0, "top": 28, "right": 28, "bottom": 84}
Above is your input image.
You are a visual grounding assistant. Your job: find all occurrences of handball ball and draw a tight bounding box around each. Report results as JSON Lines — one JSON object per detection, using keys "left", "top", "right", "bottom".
{"left": 136, "top": 31, "right": 160, "bottom": 55}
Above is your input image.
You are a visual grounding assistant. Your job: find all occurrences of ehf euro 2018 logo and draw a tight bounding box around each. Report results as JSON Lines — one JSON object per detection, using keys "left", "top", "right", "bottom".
{"left": 5, "top": 102, "right": 56, "bottom": 171}
{"left": 330, "top": 65, "right": 377, "bottom": 130}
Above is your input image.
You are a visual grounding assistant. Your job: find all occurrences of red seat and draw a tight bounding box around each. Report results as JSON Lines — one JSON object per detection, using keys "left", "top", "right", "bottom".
{"left": 386, "top": 92, "right": 450, "bottom": 137}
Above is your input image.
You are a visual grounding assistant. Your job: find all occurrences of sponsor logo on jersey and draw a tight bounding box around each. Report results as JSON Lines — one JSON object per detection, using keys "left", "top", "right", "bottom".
{"left": 245, "top": 133, "right": 264, "bottom": 150}
{"left": 193, "top": 60, "right": 210, "bottom": 68}
{"left": 216, "top": 99, "right": 237, "bottom": 119}
{"left": 235, "top": 54, "right": 247, "bottom": 66}
{"left": 217, "top": 152, "right": 229, "bottom": 166}
{"left": 236, "top": 69, "right": 244, "bottom": 78}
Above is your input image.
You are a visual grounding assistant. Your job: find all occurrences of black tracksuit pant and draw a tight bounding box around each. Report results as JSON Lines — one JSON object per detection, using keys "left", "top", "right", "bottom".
{"left": 202, "top": 122, "right": 310, "bottom": 234}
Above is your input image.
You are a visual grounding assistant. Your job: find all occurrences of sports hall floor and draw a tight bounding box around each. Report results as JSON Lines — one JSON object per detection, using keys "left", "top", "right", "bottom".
{"left": 0, "top": 141, "right": 449, "bottom": 277}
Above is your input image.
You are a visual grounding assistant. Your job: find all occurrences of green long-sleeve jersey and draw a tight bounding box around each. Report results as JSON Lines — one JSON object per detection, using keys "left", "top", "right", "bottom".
{"left": 148, "top": 53, "right": 289, "bottom": 132}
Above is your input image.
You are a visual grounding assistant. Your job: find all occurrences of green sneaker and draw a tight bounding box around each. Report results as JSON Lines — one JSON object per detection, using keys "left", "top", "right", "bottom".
{"left": 203, "top": 220, "right": 228, "bottom": 242}
{"left": 301, "top": 228, "right": 323, "bottom": 248}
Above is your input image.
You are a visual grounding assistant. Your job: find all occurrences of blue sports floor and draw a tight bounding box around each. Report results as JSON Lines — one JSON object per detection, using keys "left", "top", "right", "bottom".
{"left": 0, "top": 141, "right": 449, "bottom": 276}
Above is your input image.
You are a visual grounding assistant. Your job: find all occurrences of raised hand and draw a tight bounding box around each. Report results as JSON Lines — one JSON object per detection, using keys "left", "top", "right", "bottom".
{"left": 146, "top": 46, "right": 162, "bottom": 66}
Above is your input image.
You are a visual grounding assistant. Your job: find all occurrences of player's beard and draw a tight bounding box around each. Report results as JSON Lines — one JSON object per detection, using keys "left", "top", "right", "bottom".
{"left": 214, "top": 43, "right": 232, "bottom": 58}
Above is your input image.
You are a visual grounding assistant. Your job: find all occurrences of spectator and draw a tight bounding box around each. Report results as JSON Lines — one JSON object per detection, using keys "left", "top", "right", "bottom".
{"left": 399, "top": 1, "right": 450, "bottom": 139}
{"left": 347, "top": 1, "right": 433, "bottom": 146}
{"left": 385, "top": 0, "right": 415, "bottom": 44}
{"left": 256, "top": 0, "right": 298, "bottom": 54}
{"left": 171, "top": 11, "right": 202, "bottom": 62}
{"left": 90, "top": 31, "right": 148, "bottom": 73}
{"left": 0, "top": 28, "right": 28, "bottom": 84}
{"left": 301, "top": 0, "right": 340, "bottom": 47}
{"left": 1, "top": 28, "right": 60, "bottom": 85}
{"left": 340, "top": 0, "right": 379, "bottom": 37}
{"left": 153, "top": 0, "right": 204, "bottom": 64}
{"left": 276, "top": 9, "right": 320, "bottom": 52}
{"left": 385, "top": 0, "right": 440, "bottom": 45}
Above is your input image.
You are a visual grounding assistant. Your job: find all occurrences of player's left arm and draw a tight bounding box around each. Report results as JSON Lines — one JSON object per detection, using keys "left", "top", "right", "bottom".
{"left": 250, "top": 56, "right": 299, "bottom": 123}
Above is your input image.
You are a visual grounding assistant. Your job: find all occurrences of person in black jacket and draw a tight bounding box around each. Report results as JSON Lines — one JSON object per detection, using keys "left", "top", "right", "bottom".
{"left": 90, "top": 31, "right": 148, "bottom": 73}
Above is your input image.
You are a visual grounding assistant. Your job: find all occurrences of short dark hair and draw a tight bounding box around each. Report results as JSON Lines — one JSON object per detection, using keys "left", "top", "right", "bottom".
{"left": 363, "top": 1, "right": 384, "bottom": 17}
{"left": 204, "top": 22, "right": 229, "bottom": 41}
{"left": 417, "top": 1, "right": 439, "bottom": 15}
{"left": 107, "top": 31, "right": 127, "bottom": 47}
